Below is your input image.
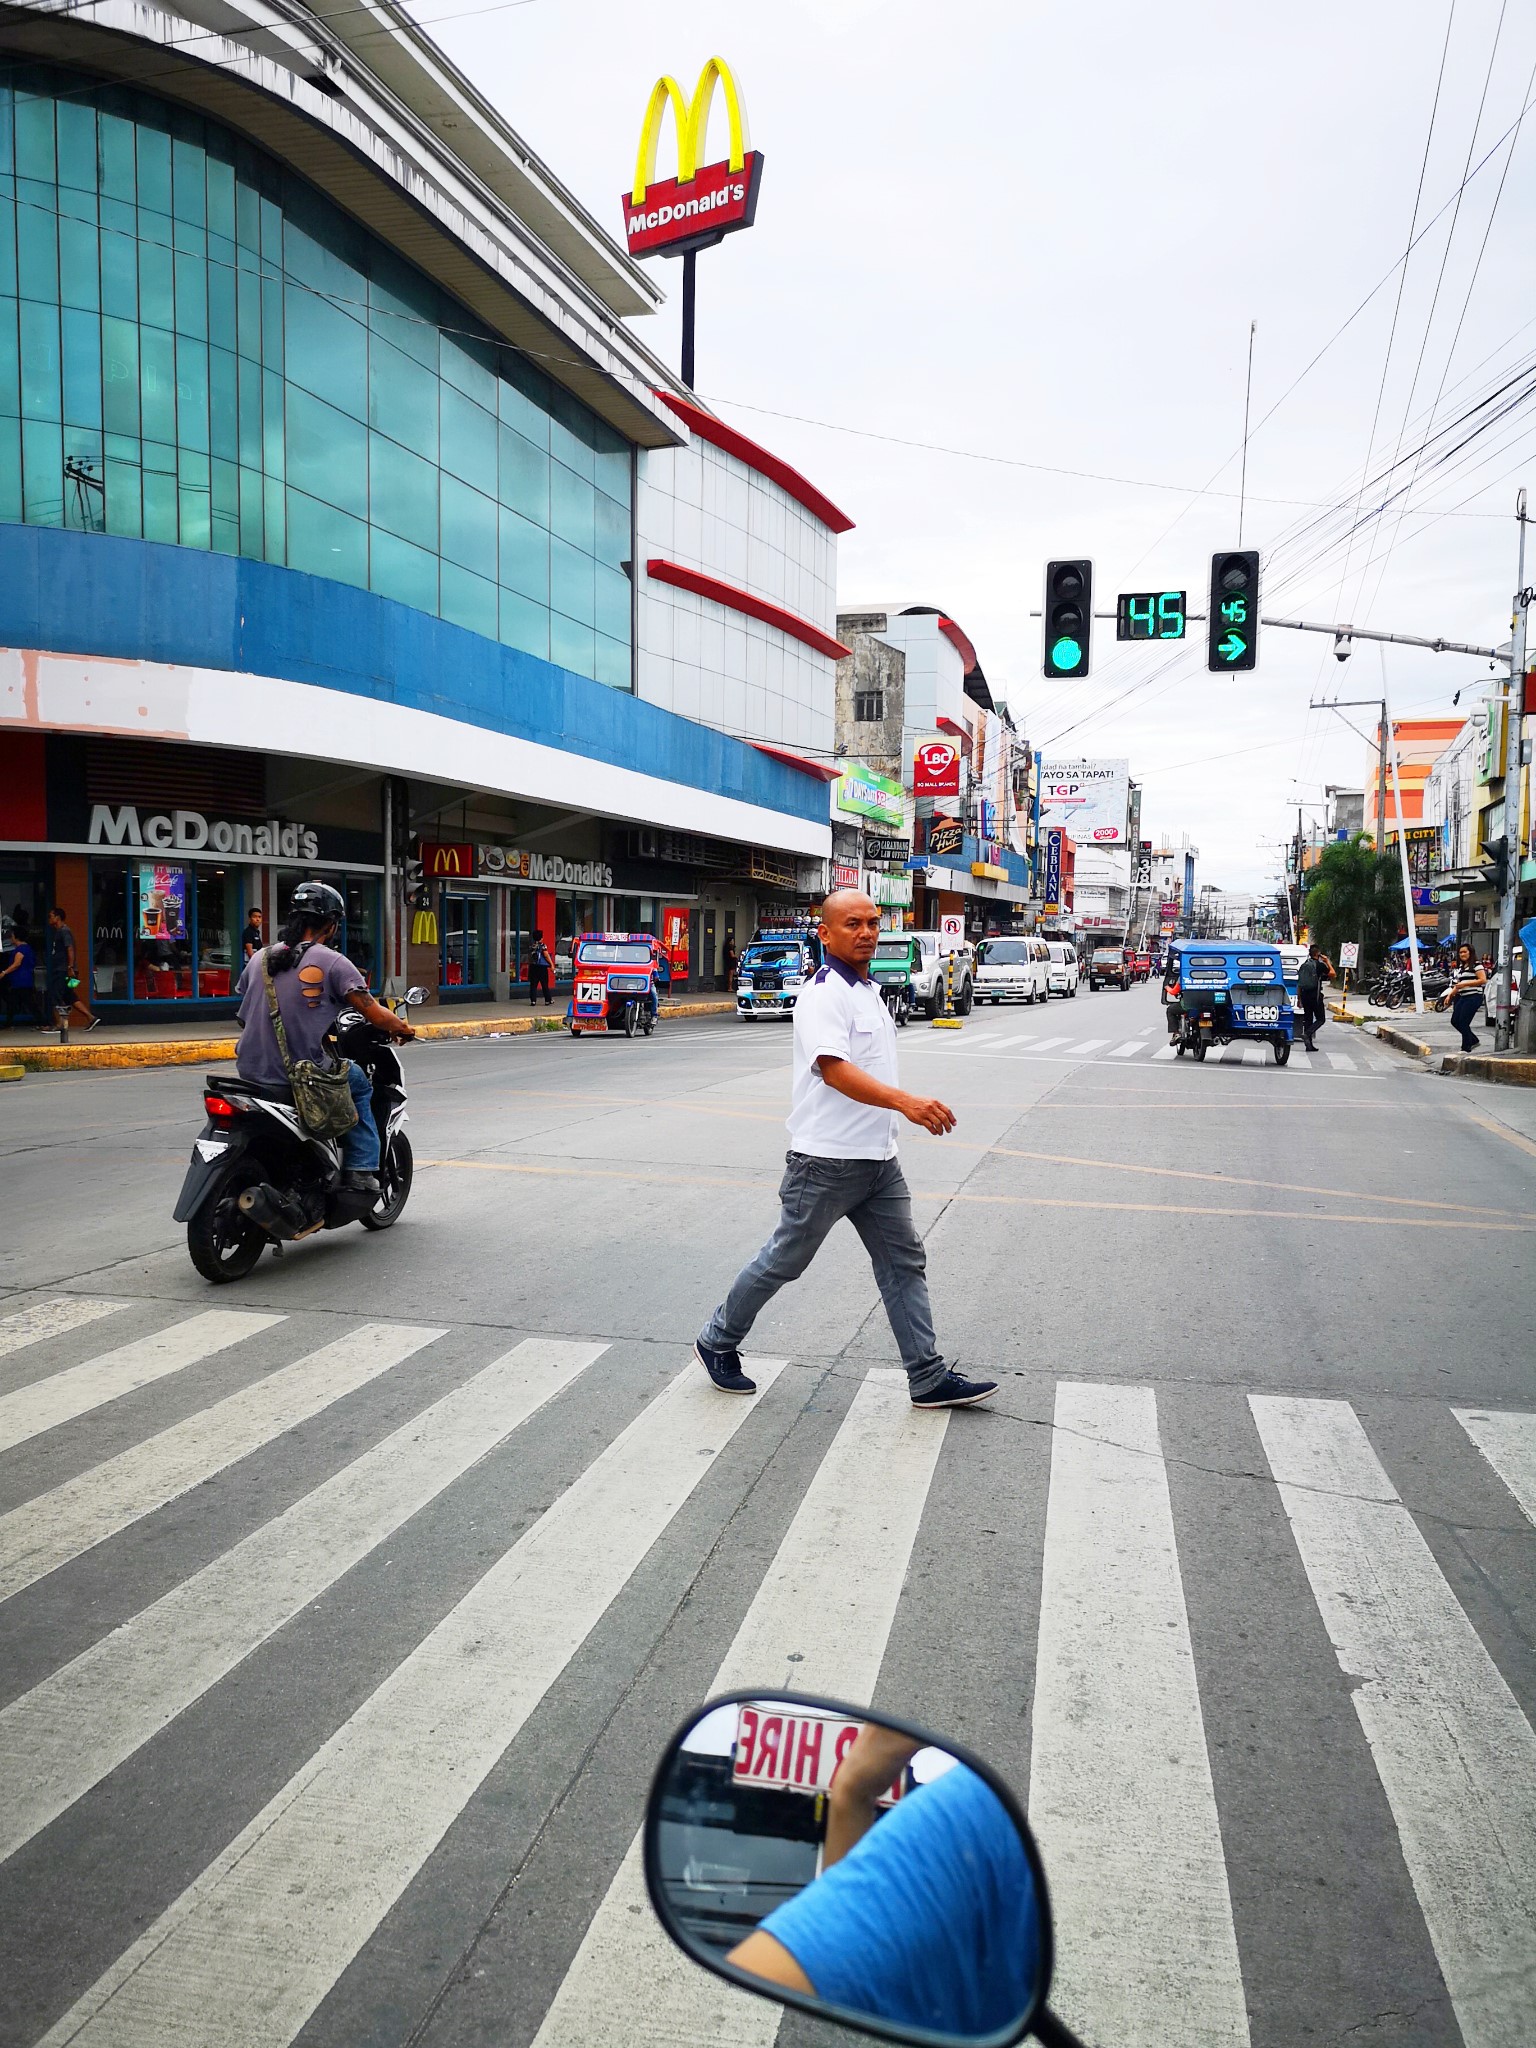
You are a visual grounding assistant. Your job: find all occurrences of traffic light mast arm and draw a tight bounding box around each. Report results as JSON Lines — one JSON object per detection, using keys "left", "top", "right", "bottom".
{"left": 1037, "top": 611, "right": 1504, "bottom": 659}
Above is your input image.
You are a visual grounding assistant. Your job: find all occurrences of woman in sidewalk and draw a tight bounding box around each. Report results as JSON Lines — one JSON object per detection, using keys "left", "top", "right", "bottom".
{"left": 1440, "top": 942, "right": 1487, "bottom": 1052}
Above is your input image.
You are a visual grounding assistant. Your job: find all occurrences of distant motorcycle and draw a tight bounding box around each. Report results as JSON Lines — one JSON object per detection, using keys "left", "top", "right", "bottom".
{"left": 173, "top": 990, "right": 425, "bottom": 1283}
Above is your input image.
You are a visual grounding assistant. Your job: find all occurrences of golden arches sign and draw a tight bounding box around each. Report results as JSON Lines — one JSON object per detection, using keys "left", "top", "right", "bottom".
{"left": 622, "top": 57, "right": 762, "bottom": 261}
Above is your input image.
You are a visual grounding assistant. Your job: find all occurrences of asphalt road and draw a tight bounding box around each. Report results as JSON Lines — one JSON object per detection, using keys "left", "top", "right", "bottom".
{"left": 2, "top": 983, "right": 1533, "bottom": 2048}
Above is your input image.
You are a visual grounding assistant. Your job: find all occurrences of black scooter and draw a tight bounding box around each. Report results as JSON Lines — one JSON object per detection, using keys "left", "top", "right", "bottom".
{"left": 174, "top": 990, "right": 425, "bottom": 1284}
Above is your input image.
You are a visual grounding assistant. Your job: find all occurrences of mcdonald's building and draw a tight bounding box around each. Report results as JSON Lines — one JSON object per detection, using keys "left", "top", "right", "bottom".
{"left": 0, "top": 13, "right": 849, "bottom": 1016}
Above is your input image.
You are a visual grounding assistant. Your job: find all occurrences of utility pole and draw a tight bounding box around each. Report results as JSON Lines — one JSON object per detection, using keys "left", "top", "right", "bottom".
{"left": 1496, "top": 490, "right": 1529, "bottom": 1051}
{"left": 1380, "top": 652, "right": 1424, "bottom": 1015}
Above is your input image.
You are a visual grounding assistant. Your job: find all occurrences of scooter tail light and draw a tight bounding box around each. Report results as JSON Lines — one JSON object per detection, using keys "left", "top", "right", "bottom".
{"left": 203, "top": 1093, "right": 247, "bottom": 1118}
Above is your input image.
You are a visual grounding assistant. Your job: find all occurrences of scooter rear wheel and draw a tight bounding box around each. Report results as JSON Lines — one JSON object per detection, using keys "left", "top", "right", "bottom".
{"left": 1192, "top": 1039, "right": 1207, "bottom": 1062}
{"left": 187, "top": 1161, "right": 268, "bottom": 1283}
{"left": 361, "top": 1132, "right": 413, "bottom": 1230}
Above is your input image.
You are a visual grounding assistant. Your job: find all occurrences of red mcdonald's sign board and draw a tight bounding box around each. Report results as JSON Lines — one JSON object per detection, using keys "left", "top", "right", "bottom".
{"left": 419, "top": 841, "right": 475, "bottom": 879}
{"left": 913, "top": 739, "right": 961, "bottom": 800}
{"left": 622, "top": 58, "right": 763, "bottom": 260}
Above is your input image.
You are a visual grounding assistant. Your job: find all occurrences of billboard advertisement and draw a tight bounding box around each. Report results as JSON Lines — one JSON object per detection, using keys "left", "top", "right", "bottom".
{"left": 1043, "top": 829, "right": 1063, "bottom": 909}
{"left": 913, "top": 738, "right": 962, "bottom": 800}
{"left": 1038, "top": 759, "right": 1130, "bottom": 845}
{"left": 835, "top": 764, "right": 904, "bottom": 827}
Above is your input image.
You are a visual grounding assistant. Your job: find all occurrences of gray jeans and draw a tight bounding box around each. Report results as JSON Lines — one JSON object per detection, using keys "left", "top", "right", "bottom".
{"left": 699, "top": 1153, "right": 947, "bottom": 1396}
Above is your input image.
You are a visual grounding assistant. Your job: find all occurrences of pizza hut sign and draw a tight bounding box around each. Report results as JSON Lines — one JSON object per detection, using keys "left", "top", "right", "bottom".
{"left": 913, "top": 739, "right": 961, "bottom": 799}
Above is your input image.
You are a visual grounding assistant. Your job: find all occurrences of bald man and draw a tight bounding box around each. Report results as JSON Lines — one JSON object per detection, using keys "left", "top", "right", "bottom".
{"left": 695, "top": 890, "right": 996, "bottom": 1409}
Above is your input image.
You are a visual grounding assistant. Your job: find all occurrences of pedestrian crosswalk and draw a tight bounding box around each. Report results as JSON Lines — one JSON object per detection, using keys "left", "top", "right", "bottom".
{"left": 916, "top": 1029, "right": 1396, "bottom": 1072}
{"left": 1, "top": 1302, "right": 1532, "bottom": 2048}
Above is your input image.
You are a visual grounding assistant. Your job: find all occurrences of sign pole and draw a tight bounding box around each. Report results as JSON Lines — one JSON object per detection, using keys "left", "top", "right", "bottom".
{"left": 681, "top": 248, "right": 697, "bottom": 390}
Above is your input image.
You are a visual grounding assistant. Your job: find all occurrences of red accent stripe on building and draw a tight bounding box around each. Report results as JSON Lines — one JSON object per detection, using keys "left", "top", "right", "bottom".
{"left": 937, "top": 617, "right": 979, "bottom": 673}
{"left": 652, "top": 391, "right": 856, "bottom": 534}
{"left": 645, "top": 559, "right": 853, "bottom": 662}
{"left": 750, "top": 741, "right": 841, "bottom": 783}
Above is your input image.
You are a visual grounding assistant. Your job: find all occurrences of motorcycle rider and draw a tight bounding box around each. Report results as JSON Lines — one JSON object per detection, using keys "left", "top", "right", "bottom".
{"left": 235, "top": 882, "right": 413, "bottom": 1195}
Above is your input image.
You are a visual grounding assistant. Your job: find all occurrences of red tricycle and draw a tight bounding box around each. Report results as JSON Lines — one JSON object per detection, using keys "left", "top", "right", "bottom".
{"left": 566, "top": 932, "right": 661, "bottom": 1038}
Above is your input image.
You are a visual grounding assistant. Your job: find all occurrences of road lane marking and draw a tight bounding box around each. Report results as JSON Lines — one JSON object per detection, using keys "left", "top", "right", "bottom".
{"left": 1322, "top": 1048, "right": 1357, "bottom": 1072}
{"left": 0, "top": 1323, "right": 446, "bottom": 1606}
{"left": 1453, "top": 1409, "right": 1536, "bottom": 1526}
{"left": 1461, "top": 1111, "right": 1536, "bottom": 1160}
{"left": 33, "top": 1356, "right": 777, "bottom": 2048}
{"left": 0, "top": 1299, "right": 126, "bottom": 1361}
{"left": 532, "top": 1368, "right": 947, "bottom": 2048}
{"left": 1107, "top": 1041, "right": 1143, "bottom": 1057}
{"left": 417, "top": 1160, "right": 1535, "bottom": 1231}
{"left": 1031, "top": 1384, "right": 1248, "bottom": 2046}
{"left": 1251, "top": 1396, "right": 1536, "bottom": 2048}
{"left": 1152, "top": 1044, "right": 1176, "bottom": 1060}
{"left": 0, "top": 1312, "right": 283, "bottom": 1456}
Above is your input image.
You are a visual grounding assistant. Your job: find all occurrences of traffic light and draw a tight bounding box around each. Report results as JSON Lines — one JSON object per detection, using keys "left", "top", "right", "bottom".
{"left": 1480, "top": 834, "right": 1510, "bottom": 894}
{"left": 1207, "top": 550, "right": 1260, "bottom": 672}
{"left": 1042, "top": 560, "right": 1093, "bottom": 679}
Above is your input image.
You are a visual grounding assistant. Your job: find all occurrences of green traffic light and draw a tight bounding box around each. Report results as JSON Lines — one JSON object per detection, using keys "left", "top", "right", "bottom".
{"left": 1051, "top": 636, "right": 1083, "bottom": 671}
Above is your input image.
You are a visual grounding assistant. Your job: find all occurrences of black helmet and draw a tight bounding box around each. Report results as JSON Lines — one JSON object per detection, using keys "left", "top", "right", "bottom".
{"left": 288, "top": 881, "right": 346, "bottom": 929}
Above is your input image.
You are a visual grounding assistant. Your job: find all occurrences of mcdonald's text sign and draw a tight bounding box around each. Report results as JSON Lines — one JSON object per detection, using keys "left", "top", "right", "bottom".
{"left": 623, "top": 58, "right": 763, "bottom": 259}
{"left": 420, "top": 841, "right": 475, "bottom": 879}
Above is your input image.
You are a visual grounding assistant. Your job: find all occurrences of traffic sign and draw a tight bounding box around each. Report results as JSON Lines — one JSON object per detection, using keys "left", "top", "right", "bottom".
{"left": 1117, "top": 591, "right": 1185, "bottom": 641}
{"left": 1043, "top": 560, "right": 1093, "bottom": 678}
{"left": 939, "top": 914, "right": 964, "bottom": 953}
{"left": 1207, "top": 551, "right": 1259, "bottom": 672}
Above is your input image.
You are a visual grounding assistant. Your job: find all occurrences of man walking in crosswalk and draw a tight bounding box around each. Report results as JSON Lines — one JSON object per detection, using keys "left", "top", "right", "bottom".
{"left": 695, "top": 889, "right": 997, "bottom": 1409}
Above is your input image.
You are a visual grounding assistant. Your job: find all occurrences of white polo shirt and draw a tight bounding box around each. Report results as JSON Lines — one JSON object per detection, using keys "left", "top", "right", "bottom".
{"left": 787, "top": 957, "right": 901, "bottom": 1160}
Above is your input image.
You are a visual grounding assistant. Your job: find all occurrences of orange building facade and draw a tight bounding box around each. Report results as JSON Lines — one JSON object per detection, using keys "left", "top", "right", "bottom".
{"left": 1364, "top": 720, "right": 1465, "bottom": 839}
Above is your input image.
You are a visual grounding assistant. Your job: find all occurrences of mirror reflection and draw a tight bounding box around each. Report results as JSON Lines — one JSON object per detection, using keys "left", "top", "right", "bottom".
{"left": 651, "top": 1700, "right": 1044, "bottom": 2043}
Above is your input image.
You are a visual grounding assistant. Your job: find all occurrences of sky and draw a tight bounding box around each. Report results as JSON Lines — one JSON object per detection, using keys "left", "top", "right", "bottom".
{"left": 431, "top": 0, "right": 1536, "bottom": 892}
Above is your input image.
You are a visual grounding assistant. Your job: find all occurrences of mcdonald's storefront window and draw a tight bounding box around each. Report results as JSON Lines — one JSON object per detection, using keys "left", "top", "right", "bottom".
{"left": 87, "top": 857, "right": 245, "bottom": 1003}
{"left": 273, "top": 872, "right": 380, "bottom": 986}
{"left": 441, "top": 891, "right": 488, "bottom": 992}
{"left": 0, "top": 65, "right": 635, "bottom": 694}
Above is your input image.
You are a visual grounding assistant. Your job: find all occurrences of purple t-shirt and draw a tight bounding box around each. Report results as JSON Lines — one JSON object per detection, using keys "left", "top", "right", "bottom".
{"left": 235, "top": 944, "right": 368, "bottom": 1088}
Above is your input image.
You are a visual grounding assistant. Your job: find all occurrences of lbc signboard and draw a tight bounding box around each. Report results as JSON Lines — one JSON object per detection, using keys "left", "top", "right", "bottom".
{"left": 913, "top": 739, "right": 961, "bottom": 800}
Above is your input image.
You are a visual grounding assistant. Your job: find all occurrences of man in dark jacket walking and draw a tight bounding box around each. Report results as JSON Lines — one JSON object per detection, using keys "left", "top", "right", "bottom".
{"left": 1297, "top": 944, "right": 1332, "bottom": 1052}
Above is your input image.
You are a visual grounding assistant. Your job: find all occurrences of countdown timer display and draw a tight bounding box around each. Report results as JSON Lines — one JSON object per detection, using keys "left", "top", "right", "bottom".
{"left": 1116, "top": 591, "right": 1186, "bottom": 641}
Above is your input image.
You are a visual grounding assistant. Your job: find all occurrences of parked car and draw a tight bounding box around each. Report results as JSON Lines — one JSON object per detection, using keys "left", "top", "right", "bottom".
{"left": 974, "top": 935, "right": 1050, "bottom": 1005}
{"left": 1044, "top": 940, "right": 1080, "bottom": 998}
{"left": 893, "top": 931, "right": 976, "bottom": 1017}
{"left": 1088, "top": 943, "right": 1132, "bottom": 991}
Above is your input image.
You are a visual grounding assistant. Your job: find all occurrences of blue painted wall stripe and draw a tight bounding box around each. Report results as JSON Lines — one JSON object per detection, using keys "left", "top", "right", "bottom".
{"left": 0, "top": 527, "right": 828, "bottom": 830}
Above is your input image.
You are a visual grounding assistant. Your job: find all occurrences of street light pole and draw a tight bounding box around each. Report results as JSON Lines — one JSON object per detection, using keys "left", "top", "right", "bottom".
{"left": 1380, "top": 652, "right": 1424, "bottom": 1015}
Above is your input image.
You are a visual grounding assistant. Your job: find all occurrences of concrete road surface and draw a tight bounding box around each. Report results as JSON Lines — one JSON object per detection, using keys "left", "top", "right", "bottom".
{"left": 1, "top": 984, "right": 1533, "bottom": 2048}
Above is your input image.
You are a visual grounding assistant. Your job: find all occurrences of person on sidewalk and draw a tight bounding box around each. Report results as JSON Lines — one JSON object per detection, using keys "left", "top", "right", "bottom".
{"left": 45, "top": 907, "right": 99, "bottom": 1031}
{"left": 240, "top": 907, "right": 265, "bottom": 962}
{"left": 0, "top": 919, "right": 40, "bottom": 1028}
{"left": 1297, "top": 943, "right": 1332, "bottom": 1052}
{"left": 527, "top": 935, "right": 554, "bottom": 1006}
{"left": 694, "top": 888, "right": 997, "bottom": 1410}
{"left": 1440, "top": 942, "right": 1487, "bottom": 1052}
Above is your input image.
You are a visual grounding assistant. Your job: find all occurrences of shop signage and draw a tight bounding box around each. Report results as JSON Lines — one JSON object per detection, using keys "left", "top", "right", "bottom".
{"left": 913, "top": 739, "right": 961, "bottom": 800}
{"left": 927, "top": 822, "right": 964, "bottom": 860}
{"left": 478, "top": 846, "right": 614, "bottom": 889}
{"left": 420, "top": 841, "right": 476, "bottom": 878}
{"left": 1038, "top": 758, "right": 1130, "bottom": 845}
{"left": 835, "top": 764, "right": 904, "bottom": 827}
{"left": 869, "top": 870, "right": 913, "bottom": 907}
{"left": 1043, "top": 829, "right": 1063, "bottom": 907}
{"left": 623, "top": 59, "right": 764, "bottom": 259}
{"left": 970, "top": 862, "right": 1007, "bottom": 881}
{"left": 1403, "top": 825, "right": 1437, "bottom": 909}
{"left": 830, "top": 860, "right": 861, "bottom": 889}
{"left": 863, "top": 833, "right": 911, "bottom": 865}
{"left": 88, "top": 804, "right": 320, "bottom": 860}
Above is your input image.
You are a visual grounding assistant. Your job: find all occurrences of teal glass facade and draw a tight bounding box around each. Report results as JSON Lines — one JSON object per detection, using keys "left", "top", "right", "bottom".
{"left": 0, "top": 64, "right": 634, "bottom": 689}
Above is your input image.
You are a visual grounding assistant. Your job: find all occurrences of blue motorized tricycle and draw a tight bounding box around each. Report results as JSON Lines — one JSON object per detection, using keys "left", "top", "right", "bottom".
{"left": 566, "top": 932, "right": 660, "bottom": 1038}
{"left": 1173, "top": 940, "right": 1295, "bottom": 1065}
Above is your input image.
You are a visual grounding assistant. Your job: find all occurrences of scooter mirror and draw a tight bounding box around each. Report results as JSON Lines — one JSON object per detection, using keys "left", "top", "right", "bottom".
{"left": 643, "top": 1691, "right": 1066, "bottom": 2048}
{"left": 403, "top": 987, "right": 428, "bottom": 1006}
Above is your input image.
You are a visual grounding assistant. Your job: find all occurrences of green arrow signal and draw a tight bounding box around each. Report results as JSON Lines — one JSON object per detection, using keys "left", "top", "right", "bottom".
{"left": 1218, "top": 631, "right": 1248, "bottom": 663}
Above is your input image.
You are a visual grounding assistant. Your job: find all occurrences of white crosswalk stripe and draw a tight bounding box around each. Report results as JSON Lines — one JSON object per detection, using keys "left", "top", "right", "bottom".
{"left": 0, "top": 1298, "right": 127, "bottom": 1361}
{"left": 0, "top": 1310, "right": 282, "bottom": 1454}
{"left": 1106, "top": 1040, "right": 1143, "bottom": 1057}
{"left": 6, "top": 1309, "right": 1534, "bottom": 2048}
{"left": 1251, "top": 1397, "right": 1536, "bottom": 2048}
{"left": 906, "top": 1027, "right": 1391, "bottom": 1073}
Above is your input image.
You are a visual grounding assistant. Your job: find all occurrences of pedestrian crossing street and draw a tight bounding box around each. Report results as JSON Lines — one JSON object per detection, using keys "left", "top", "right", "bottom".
{"left": 915, "top": 1025, "right": 1397, "bottom": 1073}
{"left": 2, "top": 1297, "right": 1533, "bottom": 2048}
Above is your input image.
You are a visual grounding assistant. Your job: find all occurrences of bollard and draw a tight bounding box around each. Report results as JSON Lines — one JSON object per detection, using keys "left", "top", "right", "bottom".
{"left": 930, "top": 947, "right": 963, "bottom": 1029}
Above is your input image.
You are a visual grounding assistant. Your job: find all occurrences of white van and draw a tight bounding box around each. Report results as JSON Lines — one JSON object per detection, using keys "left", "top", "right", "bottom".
{"left": 974, "top": 936, "right": 1050, "bottom": 1005}
{"left": 1044, "top": 941, "right": 1079, "bottom": 998}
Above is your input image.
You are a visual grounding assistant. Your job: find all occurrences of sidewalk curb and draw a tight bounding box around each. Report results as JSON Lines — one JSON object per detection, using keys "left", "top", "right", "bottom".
{"left": 1374, "top": 1023, "right": 1435, "bottom": 1062}
{"left": 4, "top": 996, "right": 737, "bottom": 1073}
{"left": 1368, "top": 1021, "right": 1536, "bottom": 1087}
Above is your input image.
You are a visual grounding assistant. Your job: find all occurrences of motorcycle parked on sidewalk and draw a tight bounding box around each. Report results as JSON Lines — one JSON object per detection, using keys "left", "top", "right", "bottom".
{"left": 174, "top": 989, "right": 426, "bottom": 1283}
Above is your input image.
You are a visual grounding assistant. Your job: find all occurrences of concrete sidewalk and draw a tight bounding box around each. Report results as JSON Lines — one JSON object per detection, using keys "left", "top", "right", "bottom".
{"left": 0, "top": 994, "right": 737, "bottom": 1076}
{"left": 1329, "top": 989, "right": 1536, "bottom": 1087}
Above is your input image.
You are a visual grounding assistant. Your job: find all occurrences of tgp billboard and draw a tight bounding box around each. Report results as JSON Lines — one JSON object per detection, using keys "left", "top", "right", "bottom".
{"left": 1038, "top": 759, "right": 1130, "bottom": 845}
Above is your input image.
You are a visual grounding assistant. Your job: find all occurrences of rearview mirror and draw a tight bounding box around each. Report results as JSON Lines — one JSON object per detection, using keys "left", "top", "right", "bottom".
{"left": 643, "top": 1691, "right": 1068, "bottom": 2048}
{"left": 403, "top": 987, "right": 428, "bottom": 1006}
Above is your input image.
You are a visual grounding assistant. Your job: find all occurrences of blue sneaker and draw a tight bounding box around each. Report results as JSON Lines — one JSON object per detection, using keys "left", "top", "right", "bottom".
{"left": 910, "top": 1369, "right": 997, "bottom": 1409}
{"left": 694, "top": 1340, "right": 756, "bottom": 1395}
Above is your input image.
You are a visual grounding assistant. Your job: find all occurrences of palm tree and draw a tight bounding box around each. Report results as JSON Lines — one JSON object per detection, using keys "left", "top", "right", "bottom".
{"left": 1300, "top": 834, "right": 1403, "bottom": 964}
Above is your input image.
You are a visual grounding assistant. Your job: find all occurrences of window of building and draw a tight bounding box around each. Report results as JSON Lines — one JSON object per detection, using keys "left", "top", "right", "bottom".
{"left": 854, "top": 690, "right": 884, "bottom": 722}
{"left": 0, "top": 65, "right": 635, "bottom": 694}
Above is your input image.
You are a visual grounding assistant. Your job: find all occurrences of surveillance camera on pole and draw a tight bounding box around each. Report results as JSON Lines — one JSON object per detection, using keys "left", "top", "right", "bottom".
{"left": 1333, "top": 631, "right": 1353, "bottom": 664}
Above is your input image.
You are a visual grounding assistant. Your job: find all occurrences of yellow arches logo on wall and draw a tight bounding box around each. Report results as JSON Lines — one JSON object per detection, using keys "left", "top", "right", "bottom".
{"left": 622, "top": 57, "right": 764, "bottom": 260}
